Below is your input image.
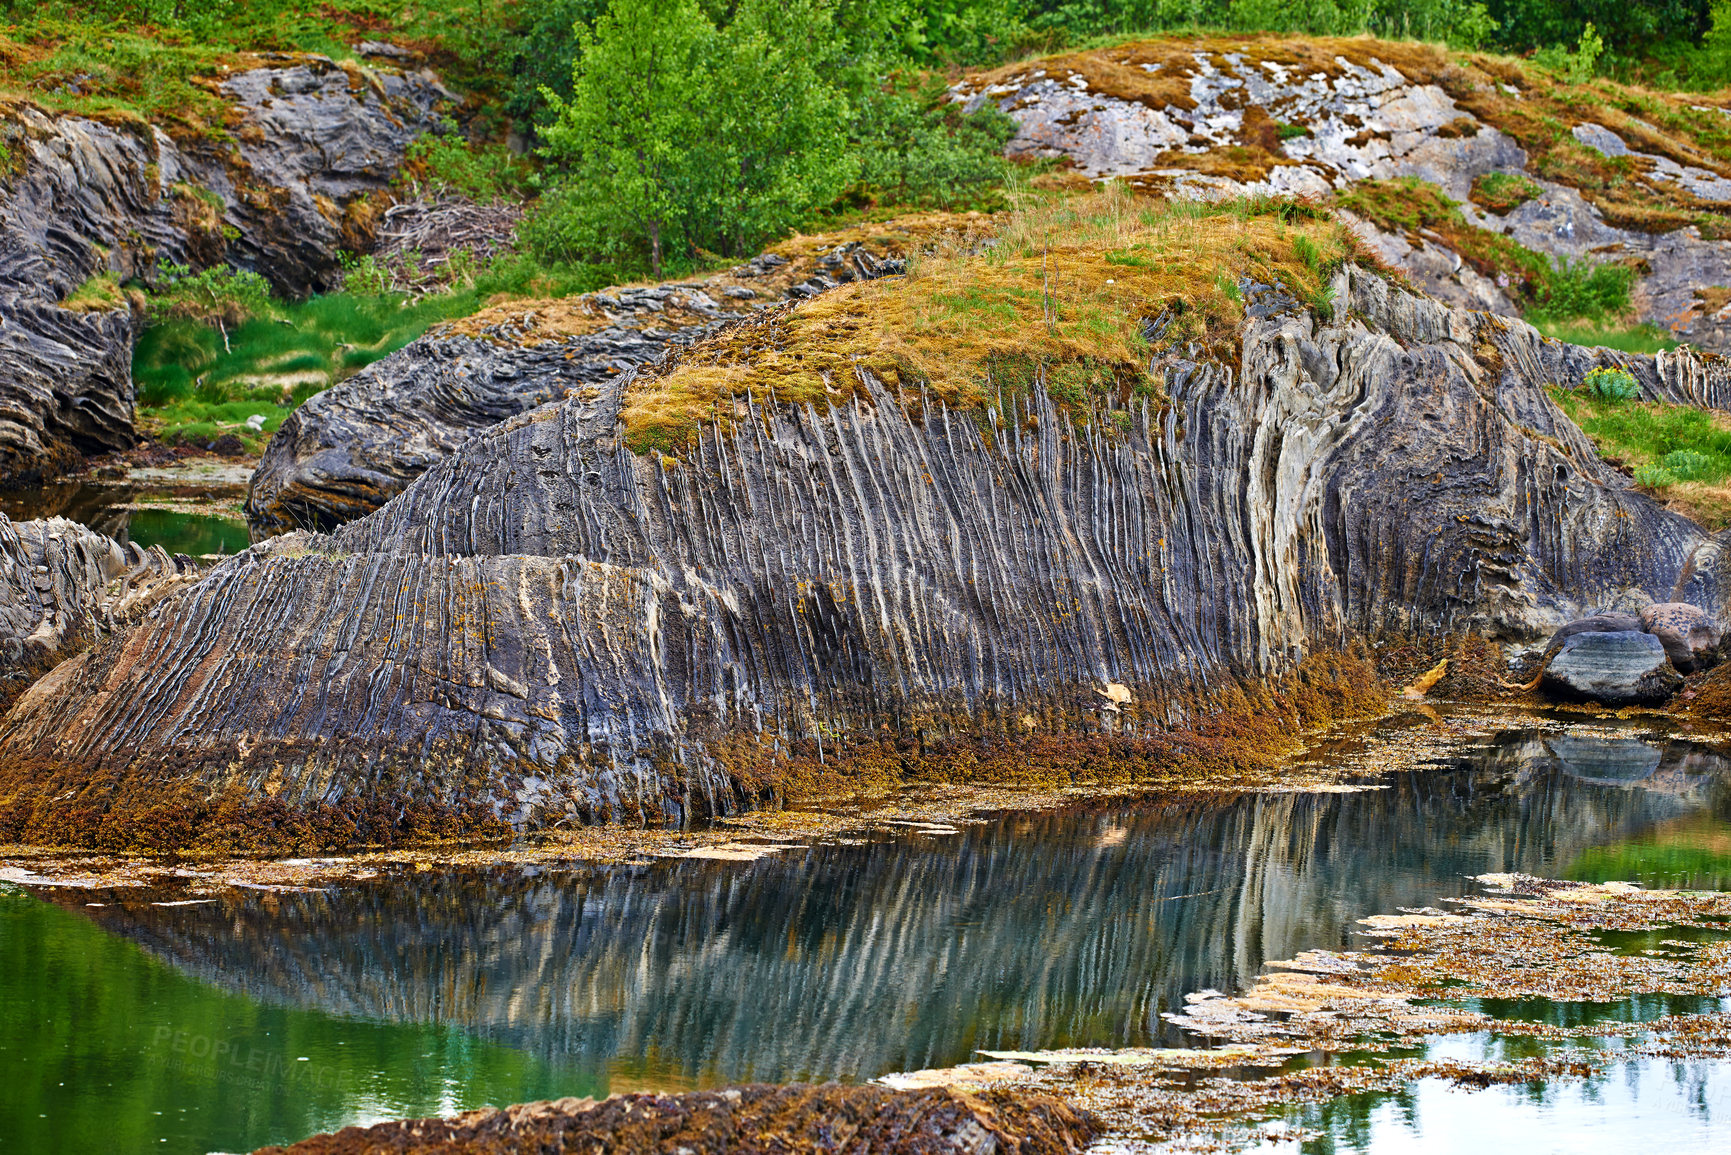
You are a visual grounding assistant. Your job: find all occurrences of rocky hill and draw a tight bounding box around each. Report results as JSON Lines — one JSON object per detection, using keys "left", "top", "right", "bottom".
{"left": 0, "top": 54, "right": 445, "bottom": 485}
{"left": 953, "top": 35, "right": 1731, "bottom": 345}
{"left": 2, "top": 190, "right": 1726, "bottom": 850}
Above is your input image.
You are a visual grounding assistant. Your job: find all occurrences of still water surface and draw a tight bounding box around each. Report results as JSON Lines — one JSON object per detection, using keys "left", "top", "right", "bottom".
{"left": 1, "top": 722, "right": 1728, "bottom": 1153}
{"left": 0, "top": 481, "right": 250, "bottom": 557}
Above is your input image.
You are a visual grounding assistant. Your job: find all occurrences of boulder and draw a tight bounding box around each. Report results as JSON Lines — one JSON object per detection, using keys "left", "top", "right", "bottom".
{"left": 1639, "top": 602, "right": 1722, "bottom": 673}
{"left": 1541, "top": 631, "right": 1684, "bottom": 706}
{"left": 0, "top": 515, "right": 198, "bottom": 709}
{"left": 1543, "top": 613, "right": 1645, "bottom": 650}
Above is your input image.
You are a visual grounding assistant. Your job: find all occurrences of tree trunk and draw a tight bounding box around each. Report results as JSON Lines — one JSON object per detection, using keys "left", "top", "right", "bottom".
{"left": 649, "top": 219, "right": 663, "bottom": 278}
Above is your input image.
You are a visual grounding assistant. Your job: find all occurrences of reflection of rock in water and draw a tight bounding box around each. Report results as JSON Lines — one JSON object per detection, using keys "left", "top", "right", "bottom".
{"left": 73, "top": 740, "right": 1731, "bottom": 1086}
{"left": 1546, "top": 736, "right": 1664, "bottom": 784}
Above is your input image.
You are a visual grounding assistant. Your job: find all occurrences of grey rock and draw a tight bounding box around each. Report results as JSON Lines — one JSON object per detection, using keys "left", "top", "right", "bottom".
{"left": 1639, "top": 601, "right": 1722, "bottom": 673}
{"left": 0, "top": 57, "right": 445, "bottom": 484}
{"left": 1545, "top": 613, "right": 1646, "bottom": 650}
{"left": 247, "top": 239, "right": 909, "bottom": 535}
{"left": 0, "top": 514, "right": 197, "bottom": 708}
{"left": 1542, "top": 631, "right": 1684, "bottom": 705}
{"left": 954, "top": 50, "right": 1731, "bottom": 350}
{"left": 8, "top": 266, "right": 1731, "bottom": 840}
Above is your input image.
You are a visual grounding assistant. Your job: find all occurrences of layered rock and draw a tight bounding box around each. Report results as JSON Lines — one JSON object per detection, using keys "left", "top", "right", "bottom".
{"left": 954, "top": 39, "right": 1731, "bottom": 345}
{"left": 245, "top": 224, "right": 938, "bottom": 535}
{"left": 0, "top": 515, "right": 196, "bottom": 709}
{"left": 1541, "top": 631, "right": 1685, "bottom": 705}
{"left": 0, "top": 56, "right": 445, "bottom": 484}
{"left": 2, "top": 265, "right": 1727, "bottom": 845}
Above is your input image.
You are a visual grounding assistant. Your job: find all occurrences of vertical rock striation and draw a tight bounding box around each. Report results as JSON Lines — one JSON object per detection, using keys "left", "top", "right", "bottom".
{"left": 0, "top": 267, "right": 1724, "bottom": 844}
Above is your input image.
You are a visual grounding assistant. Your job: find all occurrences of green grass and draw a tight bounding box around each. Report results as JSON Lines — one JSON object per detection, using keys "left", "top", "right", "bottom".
{"left": 132, "top": 289, "right": 485, "bottom": 450}
{"left": 1536, "top": 320, "right": 1680, "bottom": 354}
{"left": 1552, "top": 383, "right": 1731, "bottom": 527}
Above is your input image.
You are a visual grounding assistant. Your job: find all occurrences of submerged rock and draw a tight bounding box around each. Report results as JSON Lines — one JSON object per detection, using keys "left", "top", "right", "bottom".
{"left": 1639, "top": 602, "right": 1722, "bottom": 674}
{"left": 0, "top": 57, "right": 444, "bottom": 484}
{"left": 1541, "top": 631, "right": 1684, "bottom": 706}
{"left": 3, "top": 265, "right": 1726, "bottom": 847}
{"left": 245, "top": 224, "right": 937, "bottom": 535}
{"left": 250, "top": 1085, "right": 1097, "bottom": 1155}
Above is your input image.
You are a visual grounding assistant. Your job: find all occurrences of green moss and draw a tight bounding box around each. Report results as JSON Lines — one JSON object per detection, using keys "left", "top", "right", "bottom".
{"left": 58, "top": 270, "right": 124, "bottom": 313}
{"left": 1471, "top": 171, "right": 1542, "bottom": 214}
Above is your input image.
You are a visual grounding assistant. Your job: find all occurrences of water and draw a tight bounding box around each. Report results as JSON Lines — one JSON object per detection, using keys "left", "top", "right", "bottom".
{"left": 0, "top": 480, "right": 250, "bottom": 558}
{"left": 1, "top": 724, "right": 1728, "bottom": 1153}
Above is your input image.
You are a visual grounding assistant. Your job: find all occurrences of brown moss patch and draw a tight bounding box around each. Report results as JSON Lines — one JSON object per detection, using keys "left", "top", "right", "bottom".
{"left": 253, "top": 1084, "right": 1098, "bottom": 1155}
{"left": 621, "top": 187, "right": 1359, "bottom": 455}
{"left": 715, "top": 649, "right": 1388, "bottom": 809}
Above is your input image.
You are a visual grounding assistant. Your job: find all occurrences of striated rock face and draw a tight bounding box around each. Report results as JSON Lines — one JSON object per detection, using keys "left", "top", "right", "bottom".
{"left": 2, "top": 266, "right": 1728, "bottom": 844}
{"left": 246, "top": 230, "right": 922, "bottom": 535}
{"left": 0, "top": 56, "right": 444, "bottom": 484}
{"left": 250, "top": 1085, "right": 1097, "bottom": 1155}
{"left": 0, "top": 515, "right": 197, "bottom": 709}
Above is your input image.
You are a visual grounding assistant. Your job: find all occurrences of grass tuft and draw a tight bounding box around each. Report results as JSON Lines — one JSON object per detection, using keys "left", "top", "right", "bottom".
{"left": 620, "top": 186, "right": 1358, "bottom": 455}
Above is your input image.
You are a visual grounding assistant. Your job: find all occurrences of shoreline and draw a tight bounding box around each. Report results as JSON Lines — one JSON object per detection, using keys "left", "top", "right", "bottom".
{"left": 0, "top": 701, "right": 1686, "bottom": 893}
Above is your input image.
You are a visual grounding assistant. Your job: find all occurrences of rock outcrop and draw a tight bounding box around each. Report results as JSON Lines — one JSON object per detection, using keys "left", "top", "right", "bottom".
{"left": 954, "top": 37, "right": 1731, "bottom": 345}
{"left": 0, "top": 56, "right": 445, "bottom": 484}
{"left": 251, "top": 1085, "right": 1097, "bottom": 1155}
{"left": 1640, "top": 601, "right": 1722, "bottom": 673}
{"left": 244, "top": 221, "right": 946, "bottom": 535}
{"left": 1541, "top": 630, "right": 1686, "bottom": 705}
{"left": 0, "top": 515, "right": 196, "bottom": 710}
{"left": 3, "top": 263, "right": 1728, "bottom": 847}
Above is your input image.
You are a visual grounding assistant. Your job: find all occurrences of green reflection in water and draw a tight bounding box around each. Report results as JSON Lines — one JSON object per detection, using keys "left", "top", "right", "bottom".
{"left": 125, "top": 509, "right": 251, "bottom": 558}
{"left": 1564, "top": 816, "right": 1731, "bottom": 889}
{"left": 0, "top": 886, "right": 594, "bottom": 1155}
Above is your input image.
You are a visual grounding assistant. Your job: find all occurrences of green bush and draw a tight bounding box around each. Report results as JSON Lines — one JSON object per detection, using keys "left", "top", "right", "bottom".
{"left": 1662, "top": 447, "right": 1715, "bottom": 479}
{"left": 853, "top": 88, "right": 1016, "bottom": 210}
{"left": 148, "top": 262, "right": 273, "bottom": 327}
{"left": 1635, "top": 462, "right": 1679, "bottom": 486}
{"left": 1582, "top": 365, "right": 1641, "bottom": 401}
{"left": 1532, "top": 256, "right": 1638, "bottom": 324}
{"left": 400, "top": 132, "right": 531, "bottom": 201}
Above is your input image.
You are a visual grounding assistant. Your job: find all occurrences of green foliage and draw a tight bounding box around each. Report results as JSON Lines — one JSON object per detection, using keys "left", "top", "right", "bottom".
{"left": 400, "top": 132, "right": 531, "bottom": 201}
{"left": 1581, "top": 365, "right": 1640, "bottom": 402}
{"left": 1531, "top": 256, "right": 1637, "bottom": 324}
{"left": 1532, "top": 20, "right": 1607, "bottom": 81}
{"left": 1471, "top": 171, "right": 1542, "bottom": 214}
{"left": 853, "top": 87, "right": 1016, "bottom": 210}
{"left": 147, "top": 262, "right": 273, "bottom": 327}
{"left": 537, "top": 0, "right": 856, "bottom": 273}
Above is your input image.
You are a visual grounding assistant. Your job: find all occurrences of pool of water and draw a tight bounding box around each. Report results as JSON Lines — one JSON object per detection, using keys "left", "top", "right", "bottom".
{"left": 1, "top": 723, "right": 1728, "bottom": 1153}
{"left": 0, "top": 480, "right": 250, "bottom": 558}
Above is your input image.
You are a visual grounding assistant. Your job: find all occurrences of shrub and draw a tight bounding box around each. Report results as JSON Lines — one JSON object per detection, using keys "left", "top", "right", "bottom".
{"left": 1635, "top": 463, "right": 1679, "bottom": 487}
{"left": 1661, "top": 448, "right": 1715, "bottom": 480}
{"left": 148, "top": 262, "right": 272, "bottom": 328}
{"left": 399, "top": 132, "right": 531, "bottom": 202}
{"left": 1533, "top": 256, "right": 1637, "bottom": 324}
{"left": 1582, "top": 366, "right": 1640, "bottom": 401}
{"left": 853, "top": 87, "right": 1016, "bottom": 210}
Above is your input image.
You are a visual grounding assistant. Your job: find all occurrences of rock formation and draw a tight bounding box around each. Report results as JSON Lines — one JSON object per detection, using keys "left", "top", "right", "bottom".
{"left": 250, "top": 1085, "right": 1097, "bottom": 1155}
{"left": 3, "top": 261, "right": 1729, "bottom": 848}
{"left": 0, "top": 514, "right": 196, "bottom": 710}
{"left": 244, "top": 222, "right": 944, "bottom": 535}
{"left": 954, "top": 37, "right": 1731, "bottom": 345}
{"left": 1541, "top": 631, "right": 1686, "bottom": 705}
{"left": 0, "top": 56, "right": 445, "bottom": 483}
